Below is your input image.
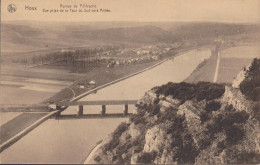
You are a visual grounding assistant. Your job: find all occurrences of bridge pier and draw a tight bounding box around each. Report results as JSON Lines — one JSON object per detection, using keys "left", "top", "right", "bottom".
{"left": 123, "top": 104, "right": 128, "bottom": 116}
{"left": 77, "top": 105, "right": 83, "bottom": 117}
{"left": 101, "top": 105, "right": 106, "bottom": 116}
{"left": 56, "top": 105, "right": 62, "bottom": 117}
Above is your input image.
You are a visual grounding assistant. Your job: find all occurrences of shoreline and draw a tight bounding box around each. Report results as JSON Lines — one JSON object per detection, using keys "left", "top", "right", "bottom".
{"left": 83, "top": 141, "right": 103, "bottom": 164}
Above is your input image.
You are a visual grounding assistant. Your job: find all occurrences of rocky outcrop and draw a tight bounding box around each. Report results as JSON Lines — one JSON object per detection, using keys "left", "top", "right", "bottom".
{"left": 137, "top": 90, "right": 157, "bottom": 105}
{"left": 177, "top": 100, "right": 201, "bottom": 120}
{"left": 92, "top": 74, "right": 260, "bottom": 164}
{"left": 222, "top": 85, "right": 254, "bottom": 113}
{"left": 232, "top": 67, "right": 247, "bottom": 89}
{"left": 143, "top": 126, "right": 168, "bottom": 153}
{"left": 128, "top": 123, "right": 141, "bottom": 139}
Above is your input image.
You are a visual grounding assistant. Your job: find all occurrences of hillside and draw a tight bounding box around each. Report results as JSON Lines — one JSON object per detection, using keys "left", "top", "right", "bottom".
{"left": 2, "top": 21, "right": 260, "bottom": 54}
{"left": 89, "top": 58, "right": 260, "bottom": 164}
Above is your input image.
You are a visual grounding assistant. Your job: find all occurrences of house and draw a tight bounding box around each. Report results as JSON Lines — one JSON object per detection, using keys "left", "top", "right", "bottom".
{"left": 88, "top": 80, "right": 96, "bottom": 86}
{"left": 77, "top": 80, "right": 96, "bottom": 89}
{"left": 78, "top": 82, "right": 87, "bottom": 89}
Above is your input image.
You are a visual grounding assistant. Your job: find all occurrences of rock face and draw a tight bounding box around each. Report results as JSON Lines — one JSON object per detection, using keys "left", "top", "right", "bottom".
{"left": 128, "top": 123, "right": 141, "bottom": 139}
{"left": 232, "top": 67, "right": 247, "bottom": 88}
{"left": 138, "top": 90, "right": 157, "bottom": 105}
{"left": 143, "top": 126, "right": 167, "bottom": 152}
{"left": 177, "top": 100, "right": 201, "bottom": 120}
{"left": 92, "top": 65, "right": 260, "bottom": 164}
{"left": 222, "top": 85, "right": 254, "bottom": 113}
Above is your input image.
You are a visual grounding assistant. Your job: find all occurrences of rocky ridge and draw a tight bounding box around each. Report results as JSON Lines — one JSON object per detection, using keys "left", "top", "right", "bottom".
{"left": 90, "top": 61, "right": 260, "bottom": 164}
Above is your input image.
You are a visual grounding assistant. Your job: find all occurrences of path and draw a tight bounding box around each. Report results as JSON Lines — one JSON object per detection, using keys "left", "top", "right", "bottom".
{"left": 213, "top": 51, "right": 220, "bottom": 82}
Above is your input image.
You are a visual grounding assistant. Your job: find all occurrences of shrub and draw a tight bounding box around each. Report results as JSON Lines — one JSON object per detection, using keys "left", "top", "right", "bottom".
{"left": 224, "top": 104, "right": 236, "bottom": 112}
{"left": 153, "top": 82, "right": 225, "bottom": 102}
{"left": 200, "top": 111, "right": 210, "bottom": 123}
{"left": 252, "top": 103, "right": 260, "bottom": 121}
{"left": 147, "top": 104, "right": 160, "bottom": 116}
{"left": 225, "top": 125, "right": 245, "bottom": 145}
{"left": 103, "top": 122, "right": 130, "bottom": 152}
{"left": 230, "top": 151, "right": 260, "bottom": 164}
{"left": 205, "top": 101, "right": 221, "bottom": 112}
{"left": 157, "top": 107, "right": 178, "bottom": 122}
{"left": 206, "top": 111, "right": 249, "bottom": 143}
{"left": 129, "top": 108, "right": 146, "bottom": 125}
{"left": 240, "top": 58, "right": 260, "bottom": 101}
{"left": 137, "top": 151, "right": 157, "bottom": 164}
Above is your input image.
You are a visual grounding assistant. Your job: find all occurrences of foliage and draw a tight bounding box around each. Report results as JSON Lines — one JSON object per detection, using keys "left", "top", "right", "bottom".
{"left": 225, "top": 125, "right": 245, "bottom": 145}
{"left": 153, "top": 82, "right": 225, "bottom": 102}
{"left": 137, "top": 151, "right": 158, "bottom": 164}
{"left": 205, "top": 101, "right": 221, "bottom": 112}
{"left": 206, "top": 111, "right": 249, "bottom": 143}
{"left": 230, "top": 151, "right": 260, "bottom": 164}
{"left": 252, "top": 103, "right": 260, "bottom": 121}
{"left": 129, "top": 107, "right": 147, "bottom": 125}
{"left": 103, "top": 122, "right": 130, "bottom": 152}
{"left": 200, "top": 111, "right": 210, "bottom": 123}
{"left": 240, "top": 58, "right": 260, "bottom": 101}
{"left": 157, "top": 107, "right": 178, "bottom": 122}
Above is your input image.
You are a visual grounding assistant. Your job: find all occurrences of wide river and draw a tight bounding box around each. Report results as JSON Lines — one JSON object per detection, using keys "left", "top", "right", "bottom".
{"left": 0, "top": 49, "right": 211, "bottom": 164}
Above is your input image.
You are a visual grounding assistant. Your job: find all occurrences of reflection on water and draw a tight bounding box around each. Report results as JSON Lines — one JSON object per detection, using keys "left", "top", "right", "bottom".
{"left": 0, "top": 49, "right": 211, "bottom": 163}
{"left": 0, "top": 118, "right": 127, "bottom": 164}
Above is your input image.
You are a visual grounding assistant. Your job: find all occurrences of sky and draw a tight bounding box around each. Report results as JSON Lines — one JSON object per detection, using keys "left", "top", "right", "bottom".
{"left": 1, "top": 0, "right": 260, "bottom": 23}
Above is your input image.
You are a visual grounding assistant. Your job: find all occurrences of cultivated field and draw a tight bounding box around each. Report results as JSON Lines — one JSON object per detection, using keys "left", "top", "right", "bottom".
{"left": 217, "top": 45, "right": 260, "bottom": 83}
{"left": 185, "top": 44, "right": 260, "bottom": 84}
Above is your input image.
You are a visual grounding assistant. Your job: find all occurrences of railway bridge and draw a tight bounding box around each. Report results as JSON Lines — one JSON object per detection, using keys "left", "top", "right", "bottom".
{"left": 54, "top": 100, "right": 138, "bottom": 118}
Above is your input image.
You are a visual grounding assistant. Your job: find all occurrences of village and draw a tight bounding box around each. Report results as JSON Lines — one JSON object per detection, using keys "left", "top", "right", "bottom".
{"left": 74, "top": 43, "right": 181, "bottom": 68}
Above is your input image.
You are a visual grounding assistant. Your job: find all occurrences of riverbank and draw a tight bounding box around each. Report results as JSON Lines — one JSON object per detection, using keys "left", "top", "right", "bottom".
{"left": 83, "top": 141, "right": 102, "bottom": 164}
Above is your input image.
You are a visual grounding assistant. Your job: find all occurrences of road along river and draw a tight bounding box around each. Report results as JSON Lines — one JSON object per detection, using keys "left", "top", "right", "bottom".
{"left": 0, "top": 49, "right": 211, "bottom": 164}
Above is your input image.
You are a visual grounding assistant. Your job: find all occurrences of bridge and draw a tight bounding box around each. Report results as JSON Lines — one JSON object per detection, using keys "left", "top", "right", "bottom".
{"left": 54, "top": 100, "right": 138, "bottom": 118}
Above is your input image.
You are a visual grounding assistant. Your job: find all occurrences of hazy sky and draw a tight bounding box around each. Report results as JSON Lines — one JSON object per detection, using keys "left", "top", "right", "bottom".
{"left": 1, "top": 0, "right": 260, "bottom": 23}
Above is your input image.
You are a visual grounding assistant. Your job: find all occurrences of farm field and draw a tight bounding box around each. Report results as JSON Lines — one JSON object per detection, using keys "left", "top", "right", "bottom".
{"left": 0, "top": 67, "right": 80, "bottom": 105}
{"left": 185, "top": 44, "right": 260, "bottom": 84}
{"left": 1, "top": 67, "right": 83, "bottom": 81}
{"left": 217, "top": 45, "right": 260, "bottom": 83}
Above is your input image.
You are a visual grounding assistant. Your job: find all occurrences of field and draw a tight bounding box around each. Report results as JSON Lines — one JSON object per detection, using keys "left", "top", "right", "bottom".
{"left": 185, "top": 45, "right": 260, "bottom": 84}
{"left": 1, "top": 67, "right": 84, "bottom": 81}
{"left": 217, "top": 45, "right": 260, "bottom": 83}
{"left": 217, "top": 58, "right": 253, "bottom": 83}
{"left": 0, "top": 67, "right": 84, "bottom": 105}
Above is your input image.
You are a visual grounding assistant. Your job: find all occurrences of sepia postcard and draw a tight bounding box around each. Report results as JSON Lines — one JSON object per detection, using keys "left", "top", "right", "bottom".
{"left": 0, "top": 0, "right": 260, "bottom": 164}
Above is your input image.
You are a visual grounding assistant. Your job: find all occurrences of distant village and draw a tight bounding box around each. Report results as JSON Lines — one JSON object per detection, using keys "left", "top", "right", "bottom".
{"left": 74, "top": 43, "right": 181, "bottom": 68}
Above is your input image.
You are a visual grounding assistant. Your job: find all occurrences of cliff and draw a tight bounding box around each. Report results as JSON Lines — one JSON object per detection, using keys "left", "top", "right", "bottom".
{"left": 89, "top": 59, "right": 260, "bottom": 164}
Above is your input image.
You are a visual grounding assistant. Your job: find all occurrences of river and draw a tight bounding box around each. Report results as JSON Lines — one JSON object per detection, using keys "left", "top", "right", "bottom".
{"left": 0, "top": 49, "right": 211, "bottom": 164}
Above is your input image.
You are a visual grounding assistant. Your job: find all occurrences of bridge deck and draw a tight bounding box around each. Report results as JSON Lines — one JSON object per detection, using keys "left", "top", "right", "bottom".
{"left": 56, "top": 100, "right": 138, "bottom": 106}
